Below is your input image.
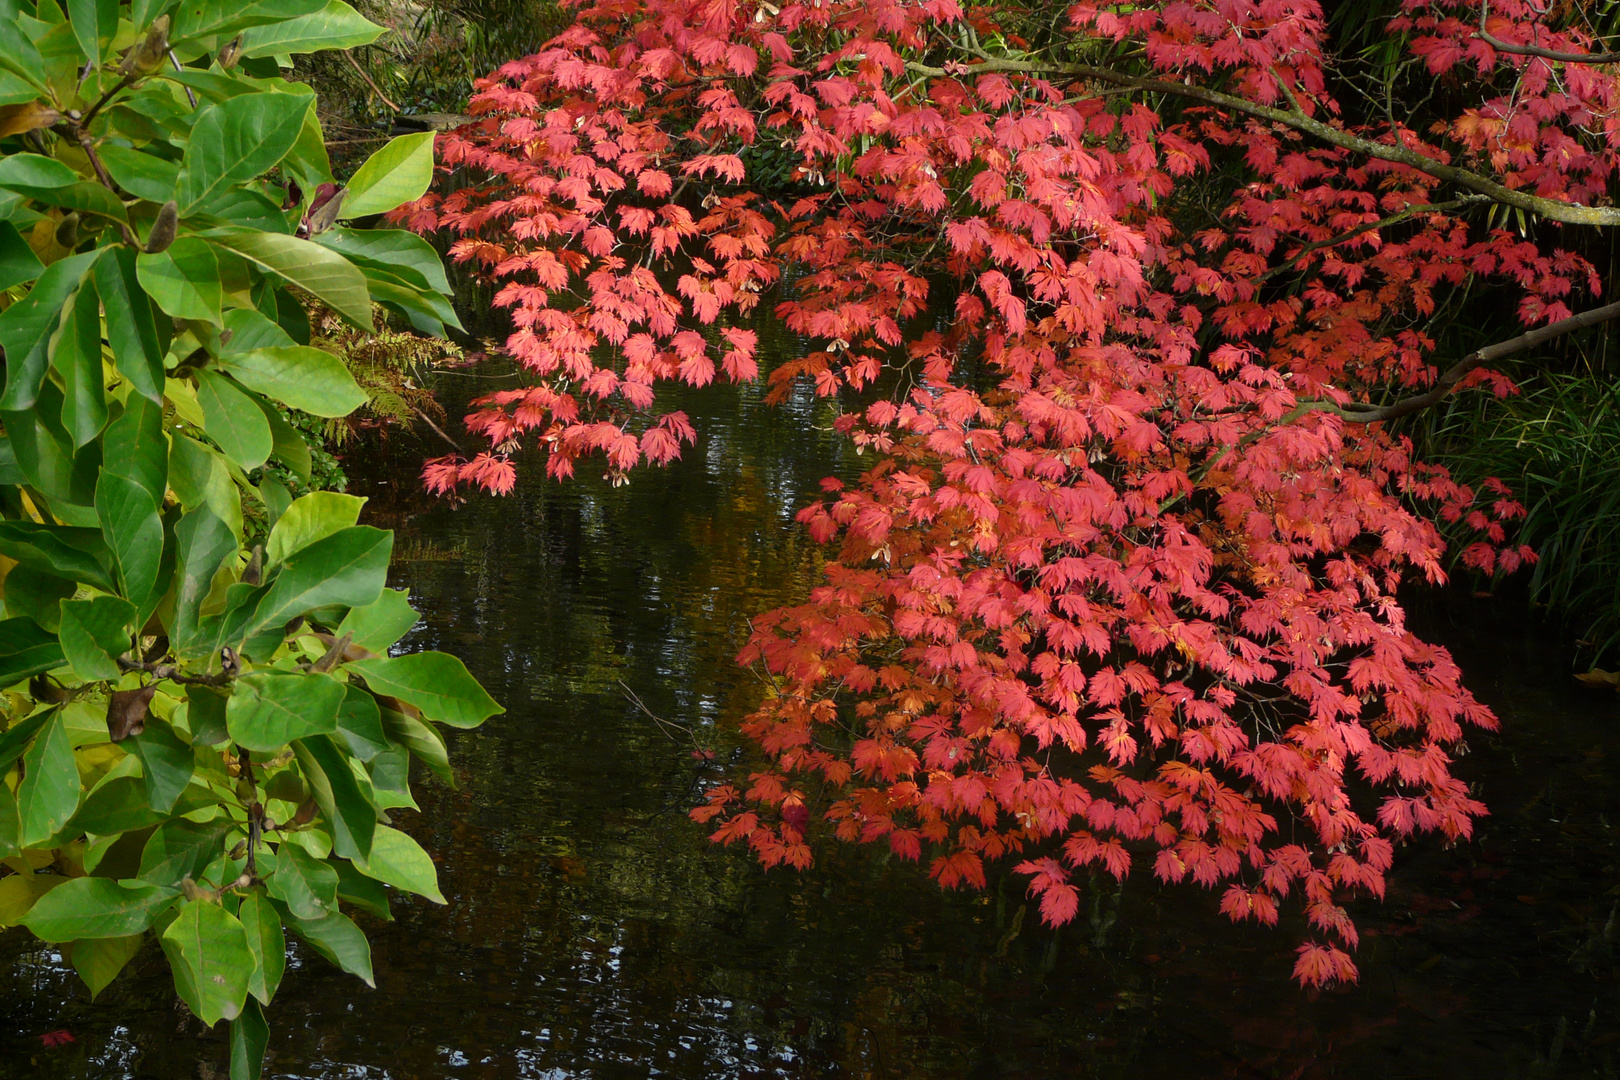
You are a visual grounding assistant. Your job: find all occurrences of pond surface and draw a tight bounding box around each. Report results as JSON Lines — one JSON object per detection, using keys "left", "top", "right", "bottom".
{"left": 4, "top": 347, "right": 1620, "bottom": 1079}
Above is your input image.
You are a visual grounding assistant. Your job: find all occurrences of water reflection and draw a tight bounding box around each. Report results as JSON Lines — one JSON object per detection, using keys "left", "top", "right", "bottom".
{"left": 4, "top": 347, "right": 1620, "bottom": 1079}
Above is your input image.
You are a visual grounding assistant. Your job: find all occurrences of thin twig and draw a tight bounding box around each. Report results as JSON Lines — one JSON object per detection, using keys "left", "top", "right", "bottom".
{"left": 1256, "top": 195, "right": 1491, "bottom": 284}
{"left": 345, "top": 50, "right": 401, "bottom": 113}
{"left": 168, "top": 50, "right": 197, "bottom": 107}
{"left": 409, "top": 401, "right": 464, "bottom": 454}
{"left": 117, "top": 654, "right": 233, "bottom": 686}
{"left": 617, "top": 679, "right": 694, "bottom": 743}
{"left": 1475, "top": 0, "right": 1620, "bottom": 65}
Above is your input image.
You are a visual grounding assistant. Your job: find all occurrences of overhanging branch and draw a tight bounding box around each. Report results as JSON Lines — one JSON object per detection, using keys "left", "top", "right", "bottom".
{"left": 903, "top": 56, "right": 1620, "bottom": 227}
{"left": 1476, "top": 1, "right": 1620, "bottom": 66}
{"left": 1334, "top": 298, "right": 1620, "bottom": 423}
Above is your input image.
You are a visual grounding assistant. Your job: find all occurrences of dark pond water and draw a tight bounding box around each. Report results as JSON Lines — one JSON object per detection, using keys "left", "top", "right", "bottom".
{"left": 5, "top": 341, "right": 1620, "bottom": 1079}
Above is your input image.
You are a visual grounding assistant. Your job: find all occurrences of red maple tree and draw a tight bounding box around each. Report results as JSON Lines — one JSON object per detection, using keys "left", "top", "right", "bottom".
{"left": 396, "top": 0, "right": 1620, "bottom": 985}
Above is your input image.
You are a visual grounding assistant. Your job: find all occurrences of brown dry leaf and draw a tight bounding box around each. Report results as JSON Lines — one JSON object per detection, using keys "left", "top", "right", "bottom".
{"left": 107, "top": 685, "right": 158, "bottom": 742}
{"left": 1575, "top": 669, "right": 1620, "bottom": 690}
{"left": 0, "top": 102, "right": 61, "bottom": 139}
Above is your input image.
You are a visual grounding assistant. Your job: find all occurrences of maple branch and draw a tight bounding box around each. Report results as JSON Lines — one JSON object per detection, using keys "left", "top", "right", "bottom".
{"left": 1256, "top": 195, "right": 1492, "bottom": 283}
{"left": 903, "top": 56, "right": 1620, "bottom": 227}
{"left": 1334, "top": 297, "right": 1620, "bottom": 423}
{"left": 1475, "top": 1, "right": 1620, "bottom": 65}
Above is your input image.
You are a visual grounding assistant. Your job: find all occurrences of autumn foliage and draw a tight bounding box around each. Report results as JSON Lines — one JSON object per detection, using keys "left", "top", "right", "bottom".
{"left": 396, "top": 0, "right": 1620, "bottom": 985}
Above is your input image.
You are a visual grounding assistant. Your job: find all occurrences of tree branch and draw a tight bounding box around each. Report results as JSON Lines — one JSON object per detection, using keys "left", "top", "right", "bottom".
{"left": 1475, "top": 1, "right": 1620, "bottom": 66}
{"left": 1334, "top": 298, "right": 1620, "bottom": 423}
{"left": 345, "top": 50, "right": 401, "bottom": 113}
{"left": 903, "top": 55, "right": 1620, "bottom": 227}
{"left": 1256, "top": 194, "right": 1491, "bottom": 283}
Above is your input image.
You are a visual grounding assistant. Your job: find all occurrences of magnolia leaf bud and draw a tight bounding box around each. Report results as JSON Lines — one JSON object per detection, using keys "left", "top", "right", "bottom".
{"left": 217, "top": 34, "right": 244, "bottom": 70}
{"left": 53, "top": 212, "right": 79, "bottom": 250}
{"left": 117, "top": 15, "right": 171, "bottom": 78}
{"left": 300, "top": 183, "right": 345, "bottom": 237}
{"left": 145, "top": 200, "right": 178, "bottom": 253}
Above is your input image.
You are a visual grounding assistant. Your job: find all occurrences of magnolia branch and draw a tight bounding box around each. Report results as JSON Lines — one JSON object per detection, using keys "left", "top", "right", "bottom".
{"left": 903, "top": 56, "right": 1620, "bottom": 227}
{"left": 1475, "top": 1, "right": 1620, "bottom": 65}
{"left": 1333, "top": 298, "right": 1620, "bottom": 423}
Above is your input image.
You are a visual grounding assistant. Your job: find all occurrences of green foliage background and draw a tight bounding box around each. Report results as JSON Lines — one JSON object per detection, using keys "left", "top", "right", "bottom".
{"left": 0, "top": 2, "right": 500, "bottom": 1077}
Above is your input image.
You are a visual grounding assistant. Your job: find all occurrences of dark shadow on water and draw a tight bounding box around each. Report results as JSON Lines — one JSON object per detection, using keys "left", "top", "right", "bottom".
{"left": 4, "top": 367, "right": 1620, "bottom": 1079}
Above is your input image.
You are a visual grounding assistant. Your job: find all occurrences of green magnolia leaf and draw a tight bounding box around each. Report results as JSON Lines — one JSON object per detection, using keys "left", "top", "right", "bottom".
{"left": 0, "top": 781, "right": 18, "bottom": 859}
{"left": 0, "top": 220, "right": 43, "bottom": 290}
{"left": 0, "top": 617, "right": 66, "bottom": 687}
{"left": 185, "top": 685, "right": 231, "bottom": 746}
{"left": 230, "top": 996, "right": 270, "bottom": 1080}
{"left": 95, "top": 248, "right": 166, "bottom": 402}
{"left": 66, "top": 0, "right": 118, "bottom": 63}
{"left": 23, "top": 877, "right": 178, "bottom": 941}
{"left": 331, "top": 859, "right": 391, "bottom": 920}
{"left": 201, "top": 228, "right": 371, "bottom": 328}
{"left": 0, "top": 154, "right": 127, "bottom": 222}
{"left": 222, "top": 306, "right": 295, "bottom": 352}
{"left": 234, "top": 525, "right": 391, "bottom": 643}
{"left": 97, "top": 143, "right": 180, "bottom": 205}
{"left": 0, "top": 248, "right": 102, "bottom": 411}
{"left": 227, "top": 671, "right": 346, "bottom": 752}
{"left": 280, "top": 905, "right": 373, "bottom": 987}
{"left": 338, "top": 588, "right": 418, "bottom": 654}
{"left": 280, "top": 97, "right": 334, "bottom": 193}
{"left": 238, "top": 888, "right": 285, "bottom": 1005}
{"left": 139, "top": 819, "right": 229, "bottom": 888}
{"left": 0, "top": 520, "right": 116, "bottom": 591}
{"left": 160, "top": 899, "right": 254, "bottom": 1026}
{"left": 71, "top": 775, "right": 164, "bottom": 835}
{"left": 196, "top": 369, "right": 273, "bottom": 471}
{"left": 365, "top": 745, "right": 416, "bottom": 812}
{"left": 341, "top": 132, "right": 435, "bottom": 219}
{"left": 102, "top": 393, "right": 167, "bottom": 509}
{"left": 69, "top": 933, "right": 143, "bottom": 999}
{"left": 170, "top": 0, "right": 326, "bottom": 43}
{"left": 347, "top": 653, "right": 503, "bottom": 729}
{"left": 0, "top": 16, "right": 48, "bottom": 94}
{"left": 189, "top": 189, "right": 293, "bottom": 234}
{"left": 239, "top": 0, "right": 384, "bottom": 56}
{"left": 334, "top": 684, "right": 388, "bottom": 761}
{"left": 292, "top": 734, "right": 374, "bottom": 861}
{"left": 264, "top": 491, "right": 364, "bottom": 566}
{"left": 357, "top": 265, "right": 462, "bottom": 335}
{"left": 177, "top": 93, "right": 309, "bottom": 215}
{"left": 169, "top": 435, "right": 243, "bottom": 539}
{"left": 316, "top": 227, "right": 450, "bottom": 296}
{"left": 96, "top": 471, "right": 165, "bottom": 612}
{"left": 258, "top": 475, "right": 292, "bottom": 530}
{"left": 265, "top": 840, "right": 336, "bottom": 921}
{"left": 380, "top": 705, "right": 451, "bottom": 785}
{"left": 217, "top": 345, "right": 368, "bottom": 418}
{"left": 0, "top": 872, "right": 65, "bottom": 927}
{"left": 57, "top": 595, "right": 136, "bottom": 682}
{"left": 253, "top": 396, "right": 312, "bottom": 480}
{"left": 51, "top": 275, "right": 106, "bottom": 450}
{"left": 2, "top": 388, "right": 102, "bottom": 507}
{"left": 137, "top": 237, "right": 223, "bottom": 324}
{"left": 129, "top": 720, "right": 197, "bottom": 813}
{"left": 0, "top": 708, "right": 52, "bottom": 772}
{"left": 171, "top": 505, "right": 236, "bottom": 657}
{"left": 354, "top": 824, "right": 444, "bottom": 904}
{"left": 17, "top": 709, "right": 78, "bottom": 846}
{"left": 2, "top": 569, "right": 73, "bottom": 633}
